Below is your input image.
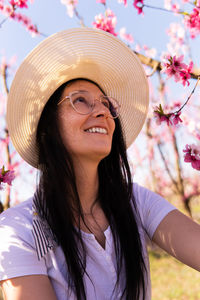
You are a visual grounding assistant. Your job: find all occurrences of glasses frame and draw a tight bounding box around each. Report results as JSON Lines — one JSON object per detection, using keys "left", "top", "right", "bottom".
{"left": 57, "top": 91, "right": 120, "bottom": 119}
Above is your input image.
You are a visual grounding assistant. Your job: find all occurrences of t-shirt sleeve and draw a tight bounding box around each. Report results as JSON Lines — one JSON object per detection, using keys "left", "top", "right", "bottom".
{"left": 0, "top": 202, "right": 47, "bottom": 281}
{"left": 132, "top": 183, "right": 177, "bottom": 240}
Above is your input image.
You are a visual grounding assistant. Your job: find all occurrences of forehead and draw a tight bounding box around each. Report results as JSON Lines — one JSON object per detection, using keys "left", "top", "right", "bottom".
{"left": 61, "top": 80, "right": 103, "bottom": 97}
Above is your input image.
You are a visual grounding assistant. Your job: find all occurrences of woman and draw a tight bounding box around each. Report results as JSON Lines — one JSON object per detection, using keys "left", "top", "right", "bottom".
{"left": 0, "top": 28, "right": 200, "bottom": 300}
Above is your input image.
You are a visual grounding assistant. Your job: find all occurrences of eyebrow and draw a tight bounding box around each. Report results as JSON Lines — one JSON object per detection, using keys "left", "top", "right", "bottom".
{"left": 75, "top": 90, "right": 88, "bottom": 93}
{"left": 74, "top": 90, "right": 105, "bottom": 95}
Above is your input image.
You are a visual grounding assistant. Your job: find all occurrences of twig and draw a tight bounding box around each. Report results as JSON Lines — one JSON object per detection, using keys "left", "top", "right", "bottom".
{"left": 74, "top": 7, "right": 85, "bottom": 27}
{"left": 1, "top": 64, "right": 11, "bottom": 210}
{"left": 157, "top": 142, "right": 179, "bottom": 192}
{"left": 1, "top": 65, "right": 9, "bottom": 95}
{"left": 146, "top": 61, "right": 160, "bottom": 77}
{"left": 0, "top": 16, "right": 9, "bottom": 27}
{"left": 175, "top": 76, "right": 200, "bottom": 114}
{"left": 134, "top": 51, "right": 200, "bottom": 79}
{"left": 143, "top": 4, "right": 184, "bottom": 15}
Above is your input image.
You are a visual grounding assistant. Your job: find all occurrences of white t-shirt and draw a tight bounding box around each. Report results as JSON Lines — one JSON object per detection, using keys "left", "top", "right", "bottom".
{"left": 0, "top": 183, "right": 176, "bottom": 299}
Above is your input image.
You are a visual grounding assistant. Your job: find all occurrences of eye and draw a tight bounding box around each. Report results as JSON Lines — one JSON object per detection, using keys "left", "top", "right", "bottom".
{"left": 73, "top": 96, "right": 87, "bottom": 105}
{"left": 101, "top": 97, "right": 110, "bottom": 109}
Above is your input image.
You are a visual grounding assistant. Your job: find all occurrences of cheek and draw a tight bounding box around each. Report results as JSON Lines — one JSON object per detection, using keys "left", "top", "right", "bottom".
{"left": 57, "top": 111, "right": 84, "bottom": 150}
{"left": 110, "top": 120, "right": 116, "bottom": 136}
{"left": 58, "top": 112, "right": 75, "bottom": 143}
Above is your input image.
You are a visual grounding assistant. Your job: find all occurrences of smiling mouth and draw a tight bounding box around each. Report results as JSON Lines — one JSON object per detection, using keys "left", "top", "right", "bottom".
{"left": 84, "top": 127, "right": 108, "bottom": 134}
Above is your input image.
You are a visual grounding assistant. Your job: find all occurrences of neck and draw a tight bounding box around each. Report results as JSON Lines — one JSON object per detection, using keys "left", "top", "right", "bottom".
{"left": 73, "top": 158, "right": 99, "bottom": 213}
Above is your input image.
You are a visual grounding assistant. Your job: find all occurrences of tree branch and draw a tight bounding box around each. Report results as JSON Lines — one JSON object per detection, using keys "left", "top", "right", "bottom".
{"left": 134, "top": 51, "right": 200, "bottom": 79}
{"left": 1, "top": 64, "right": 11, "bottom": 210}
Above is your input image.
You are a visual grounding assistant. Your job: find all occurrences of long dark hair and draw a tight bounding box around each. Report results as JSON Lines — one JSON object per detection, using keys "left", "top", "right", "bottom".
{"left": 35, "top": 79, "right": 146, "bottom": 299}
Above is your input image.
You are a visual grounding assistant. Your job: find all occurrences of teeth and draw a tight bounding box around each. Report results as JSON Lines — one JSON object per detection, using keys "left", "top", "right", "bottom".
{"left": 86, "top": 127, "right": 107, "bottom": 134}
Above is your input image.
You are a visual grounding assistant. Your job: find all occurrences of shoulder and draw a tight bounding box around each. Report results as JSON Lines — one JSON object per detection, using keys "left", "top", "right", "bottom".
{"left": 0, "top": 198, "right": 49, "bottom": 281}
{"left": 132, "top": 182, "right": 176, "bottom": 239}
{"left": 0, "top": 198, "right": 33, "bottom": 227}
{"left": 0, "top": 198, "right": 34, "bottom": 246}
{"left": 132, "top": 182, "right": 174, "bottom": 210}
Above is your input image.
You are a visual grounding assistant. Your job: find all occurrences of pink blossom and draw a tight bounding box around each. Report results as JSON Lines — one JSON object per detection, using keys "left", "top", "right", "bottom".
{"left": 13, "top": 12, "right": 38, "bottom": 35}
{"left": 154, "top": 104, "right": 183, "bottom": 127}
{"left": 0, "top": 166, "right": 15, "bottom": 189}
{"left": 171, "top": 4, "right": 180, "bottom": 13}
{"left": 118, "top": 0, "right": 127, "bottom": 6}
{"left": 133, "top": 0, "right": 144, "bottom": 14}
{"left": 161, "top": 54, "right": 193, "bottom": 86}
{"left": 166, "top": 23, "right": 185, "bottom": 50}
{"left": 96, "top": 0, "right": 106, "bottom": 4}
{"left": 184, "top": 7, "right": 200, "bottom": 38}
{"left": 9, "top": 0, "right": 28, "bottom": 8}
{"left": 135, "top": 44, "right": 142, "bottom": 52}
{"left": 119, "top": 27, "right": 133, "bottom": 43}
{"left": 60, "top": 0, "right": 78, "bottom": 18}
{"left": 169, "top": 111, "right": 183, "bottom": 125}
{"left": 154, "top": 111, "right": 170, "bottom": 126}
{"left": 93, "top": 9, "right": 117, "bottom": 36}
{"left": 179, "top": 61, "right": 193, "bottom": 86}
{"left": 183, "top": 144, "right": 200, "bottom": 170}
{"left": 164, "top": 0, "right": 173, "bottom": 10}
{"left": 143, "top": 45, "right": 157, "bottom": 58}
{"left": 0, "top": 3, "right": 38, "bottom": 35}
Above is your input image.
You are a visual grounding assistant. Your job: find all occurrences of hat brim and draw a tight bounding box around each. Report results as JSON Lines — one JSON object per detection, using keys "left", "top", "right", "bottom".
{"left": 7, "top": 27, "right": 149, "bottom": 168}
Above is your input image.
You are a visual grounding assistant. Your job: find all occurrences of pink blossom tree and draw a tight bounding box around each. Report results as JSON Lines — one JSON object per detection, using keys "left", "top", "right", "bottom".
{"left": 0, "top": 0, "right": 200, "bottom": 217}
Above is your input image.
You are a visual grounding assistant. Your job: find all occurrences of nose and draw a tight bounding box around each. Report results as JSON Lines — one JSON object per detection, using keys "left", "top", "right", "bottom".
{"left": 91, "top": 99, "right": 110, "bottom": 118}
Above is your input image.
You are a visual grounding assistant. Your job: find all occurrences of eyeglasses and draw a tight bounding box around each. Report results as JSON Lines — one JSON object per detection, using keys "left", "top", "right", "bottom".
{"left": 57, "top": 90, "right": 120, "bottom": 119}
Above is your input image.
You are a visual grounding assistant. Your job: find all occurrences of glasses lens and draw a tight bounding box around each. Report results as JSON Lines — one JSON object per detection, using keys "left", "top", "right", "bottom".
{"left": 101, "top": 96, "right": 120, "bottom": 118}
{"left": 69, "top": 92, "right": 120, "bottom": 118}
{"left": 71, "top": 92, "right": 93, "bottom": 114}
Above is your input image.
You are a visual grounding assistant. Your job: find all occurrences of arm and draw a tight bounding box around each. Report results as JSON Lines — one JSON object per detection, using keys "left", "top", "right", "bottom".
{"left": 1, "top": 275, "right": 57, "bottom": 300}
{"left": 152, "top": 209, "right": 200, "bottom": 271}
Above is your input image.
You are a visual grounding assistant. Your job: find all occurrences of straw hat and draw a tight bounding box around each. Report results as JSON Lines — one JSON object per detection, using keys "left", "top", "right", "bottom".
{"left": 6, "top": 27, "right": 149, "bottom": 168}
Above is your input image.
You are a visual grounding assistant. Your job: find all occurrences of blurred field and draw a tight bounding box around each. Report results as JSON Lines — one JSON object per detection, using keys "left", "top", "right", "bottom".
{"left": 149, "top": 249, "right": 200, "bottom": 300}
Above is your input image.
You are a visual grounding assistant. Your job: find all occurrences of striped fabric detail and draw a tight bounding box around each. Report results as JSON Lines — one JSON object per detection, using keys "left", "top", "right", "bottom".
{"left": 32, "top": 199, "right": 57, "bottom": 260}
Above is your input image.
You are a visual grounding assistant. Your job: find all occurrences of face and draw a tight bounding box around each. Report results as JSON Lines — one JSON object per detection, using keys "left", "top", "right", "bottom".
{"left": 57, "top": 80, "right": 116, "bottom": 164}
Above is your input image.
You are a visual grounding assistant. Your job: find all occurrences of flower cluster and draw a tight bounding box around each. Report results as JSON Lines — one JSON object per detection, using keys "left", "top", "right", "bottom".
{"left": 133, "top": 0, "right": 144, "bottom": 14}
{"left": 60, "top": 0, "right": 78, "bottom": 18}
{"left": 93, "top": 9, "right": 117, "bottom": 36}
{"left": 183, "top": 144, "right": 200, "bottom": 171}
{"left": 161, "top": 54, "right": 193, "bottom": 86}
{"left": 184, "top": 6, "right": 200, "bottom": 39}
{"left": 9, "top": 0, "right": 29, "bottom": 9}
{"left": 0, "top": 166, "right": 15, "bottom": 190}
{"left": 96, "top": 0, "right": 106, "bottom": 4}
{"left": 185, "top": 118, "right": 200, "bottom": 141}
{"left": 119, "top": 27, "right": 133, "bottom": 43}
{"left": 135, "top": 43, "right": 157, "bottom": 58}
{"left": 154, "top": 104, "right": 183, "bottom": 126}
{"left": 0, "top": 3, "right": 38, "bottom": 35}
{"left": 164, "top": 0, "right": 180, "bottom": 13}
{"left": 118, "top": 0, "right": 127, "bottom": 6}
{"left": 166, "top": 23, "right": 187, "bottom": 55}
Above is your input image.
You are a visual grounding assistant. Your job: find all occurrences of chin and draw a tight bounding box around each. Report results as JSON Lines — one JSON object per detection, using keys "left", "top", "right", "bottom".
{"left": 96, "top": 149, "right": 112, "bottom": 160}
{"left": 88, "top": 146, "right": 112, "bottom": 162}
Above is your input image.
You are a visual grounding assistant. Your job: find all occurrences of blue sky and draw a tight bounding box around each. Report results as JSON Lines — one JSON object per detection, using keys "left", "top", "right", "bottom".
{"left": 1, "top": 0, "right": 199, "bottom": 66}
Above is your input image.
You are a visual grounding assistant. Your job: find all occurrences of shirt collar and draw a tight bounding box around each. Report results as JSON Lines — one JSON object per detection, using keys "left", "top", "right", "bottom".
{"left": 32, "top": 197, "right": 57, "bottom": 260}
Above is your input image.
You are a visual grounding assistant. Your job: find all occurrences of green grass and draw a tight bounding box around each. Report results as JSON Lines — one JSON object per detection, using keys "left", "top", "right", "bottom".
{"left": 149, "top": 249, "right": 200, "bottom": 300}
